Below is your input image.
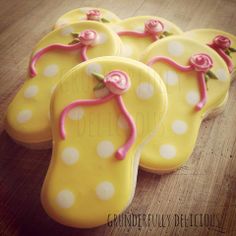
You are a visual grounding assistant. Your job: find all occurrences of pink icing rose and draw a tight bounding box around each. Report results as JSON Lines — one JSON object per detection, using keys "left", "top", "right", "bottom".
{"left": 78, "top": 30, "right": 97, "bottom": 46}
{"left": 144, "top": 19, "right": 164, "bottom": 35}
{"left": 189, "top": 53, "right": 213, "bottom": 72}
{"left": 213, "top": 35, "right": 231, "bottom": 50}
{"left": 86, "top": 9, "right": 101, "bottom": 21}
{"left": 104, "top": 70, "right": 131, "bottom": 95}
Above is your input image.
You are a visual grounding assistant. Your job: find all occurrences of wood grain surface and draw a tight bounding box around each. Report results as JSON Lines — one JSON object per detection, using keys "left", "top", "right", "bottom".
{"left": 0, "top": 0, "right": 236, "bottom": 235}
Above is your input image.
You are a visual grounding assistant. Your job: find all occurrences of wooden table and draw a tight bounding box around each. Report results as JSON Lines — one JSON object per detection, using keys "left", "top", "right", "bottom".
{"left": 0, "top": 0, "right": 236, "bottom": 235}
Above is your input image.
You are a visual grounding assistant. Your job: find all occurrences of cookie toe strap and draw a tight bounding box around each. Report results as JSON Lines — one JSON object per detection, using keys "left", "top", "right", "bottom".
{"left": 30, "top": 43, "right": 82, "bottom": 78}
{"left": 115, "top": 95, "right": 137, "bottom": 160}
{"left": 59, "top": 94, "right": 114, "bottom": 139}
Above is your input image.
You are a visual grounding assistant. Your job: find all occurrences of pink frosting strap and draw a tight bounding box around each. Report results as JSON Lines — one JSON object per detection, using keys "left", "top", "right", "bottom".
{"left": 117, "top": 19, "right": 164, "bottom": 41}
{"left": 115, "top": 95, "right": 136, "bottom": 160}
{"left": 196, "top": 72, "right": 207, "bottom": 111}
{"left": 208, "top": 36, "right": 233, "bottom": 73}
{"left": 59, "top": 70, "right": 136, "bottom": 160}
{"left": 59, "top": 94, "right": 115, "bottom": 139}
{"left": 147, "top": 53, "right": 213, "bottom": 111}
{"left": 29, "top": 29, "right": 97, "bottom": 78}
{"left": 30, "top": 43, "right": 82, "bottom": 77}
{"left": 147, "top": 56, "right": 193, "bottom": 71}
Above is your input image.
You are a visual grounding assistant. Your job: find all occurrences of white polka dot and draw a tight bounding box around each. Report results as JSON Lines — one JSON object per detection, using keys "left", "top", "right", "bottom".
{"left": 215, "top": 68, "right": 228, "bottom": 81}
{"left": 68, "top": 107, "right": 84, "bottom": 120}
{"left": 118, "top": 115, "right": 128, "bottom": 129}
{"left": 163, "top": 71, "right": 179, "bottom": 85}
{"left": 168, "top": 41, "right": 184, "bottom": 56}
{"left": 160, "top": 144, "right": 176, "bottom": 159}
{"left": 61, "top": 147, "right": 79, "bottom": 165}
{"left": 56, "top": 190, "right": 75, "bottom": 208}
{"left": 96, "top": 181, "right": 115, "bottom": 200}
{"left": 186, "top": 90, "right": 200, "bottom": 105}
{"left": 94, "top": 87, "right": 110, "bottom": 98}
{"left": 86, "top": 63, "right": 102, "bottom": 76}
{"left": 172, "top": 120, "right": 188, "bottom": 134}
{"left": 136, "top": 82, "right": 154, "bottom": 100}
{"left": 97, "top": 141, "right": 114, "bottom": 159}
{"left": 120, "top": 44, "right": 133, "bottom": 57}
{"left": 24, "top": 85, "right": 38, "bottom": 98}
{"left": 95, "top": 33, "right": 107, "bottom": 45}
{"left": 43, "top": 64, "right": 59, "bottom": 77}
{"left": 17, "top": 110, "right": 32, "bottom": 123}
{"left": 60, "top": 26, "right": 74, "bottom": 36}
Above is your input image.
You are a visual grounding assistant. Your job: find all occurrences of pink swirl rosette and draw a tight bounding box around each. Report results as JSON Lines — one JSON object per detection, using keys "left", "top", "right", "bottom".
{"left": 144, "top": 19, "right": 164, "bottom": 35}
{"left": 86, "top": 9, "right": 101, "bottom": 21}
{"left": 189, "top": 53, "right": 213, "bottom": 72}
{"left": 213, "top": 35, "right": 231, "bottom": 50}
{"left": 103, "top": 70, "right": 131, "bottom": 95}
{"left": 78, "top": 29, "right": 97, "bottom": 46}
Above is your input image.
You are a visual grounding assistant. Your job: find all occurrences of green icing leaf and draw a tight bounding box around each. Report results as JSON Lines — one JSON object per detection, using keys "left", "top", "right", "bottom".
{"left": 205, "top": 74, "right": 209, "bottom": 90}
{"left": 93, "top": 82, "right": 105, "bottom": 90}
{"left": 229, "top": 47, "right": 236, "bottom": 52}
{"left": 92, "top": 72, "right": 105, "bottom": 81}
{"left": 206, "top": 70, "right": 218, "bottom": 80}
{"left": 163, "top": 31, "right": 173, "bottom": 37}
{"left": 101, "top": 18, "right": 110, "bottom": 23}
{"left": 68, "top": 39, "right": 80, "bottom": 45}
{"left": 225, "top": 49, "right": 230, "bottom": 54}
{"left": 71, "top": 32, "right": 79, "bottom": 37}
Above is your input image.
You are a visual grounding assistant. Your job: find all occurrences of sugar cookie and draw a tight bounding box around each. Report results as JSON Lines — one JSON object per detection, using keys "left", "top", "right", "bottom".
{"left": 5, "top": 21, "right": 122, "bottom": 149}
{"left": 111, "top": 16, "right": 182, "bottom": 60}
{"left": 140, "top": 36, "right": 230, "bottom": 173}
{"left": 54, "top": 7, "right": 120, "bottom": 29}
{"left": 41, "top": 56, "right": 167, "bottom": 228}
{"left": 183, "top": 29, "right": 236, "bottom": 79}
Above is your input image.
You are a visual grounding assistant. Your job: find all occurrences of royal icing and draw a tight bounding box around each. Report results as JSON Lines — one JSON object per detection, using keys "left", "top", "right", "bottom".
{"left": 41, "top": 57, "right": 167, "bottom": 228}
{"left": 59, "top": 70, "right": 136, "bottom": 160}
{"left": 30, "top": 29, "right": 98, "bottom": 77}
{"left": 183, "top": 29, "right": 236, "bottom": 77}
{"left": 140, "top": 36, "right": 230, "bottom": 173}
{"left": 148, "top": 53, "right": 216, "bottom": 111}
{"left": 5, "top": 22, "right": 122, "bottom": 146}
{"left": 112, "top": 16, "right": 183, "bottom": 60}
{"left": 54, "top": 7, "right": 120, "bottom": 29}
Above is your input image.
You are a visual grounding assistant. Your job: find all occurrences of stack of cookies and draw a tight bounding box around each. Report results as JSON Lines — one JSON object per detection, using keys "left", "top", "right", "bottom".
{"left": 4, "top": 7, "right": 236, "bottom": 228}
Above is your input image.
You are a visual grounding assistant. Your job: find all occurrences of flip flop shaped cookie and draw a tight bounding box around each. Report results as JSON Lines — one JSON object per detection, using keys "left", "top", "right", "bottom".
{"left": 140, "top": 36, "right": 230, "bottom": 174}
{"left": 54, "top": 7, "right": 120, "bottom": 29}
{"left": 183, "top": 29, "right": 236, "bottom": 79}
{"left": 5, "top": 21, "right": 121, "bottom": 149}
{"left": 110, "top": 16, "right": 182, "bottom": 60}
{"left": 41, "top": 56, "right": 167, "bottom": 228}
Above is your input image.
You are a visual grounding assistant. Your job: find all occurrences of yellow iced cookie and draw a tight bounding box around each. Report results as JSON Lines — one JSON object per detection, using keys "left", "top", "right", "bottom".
{"left": 140, "top": 36, "right": 230, "bottom": 173}
{"left": 41, "top": 56, "right": 167, "bottom": 228}
{"left": 183, "top": 29, "right": 236, "bottom": 79}
{"left": 110, "top": 16, "right": 182, "bottom": 60}
{"left": 5, "top": 21, "right": 122, "bottom": 149}
{"left": 54, "top": 7, "right": 120, "bottom": 29}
